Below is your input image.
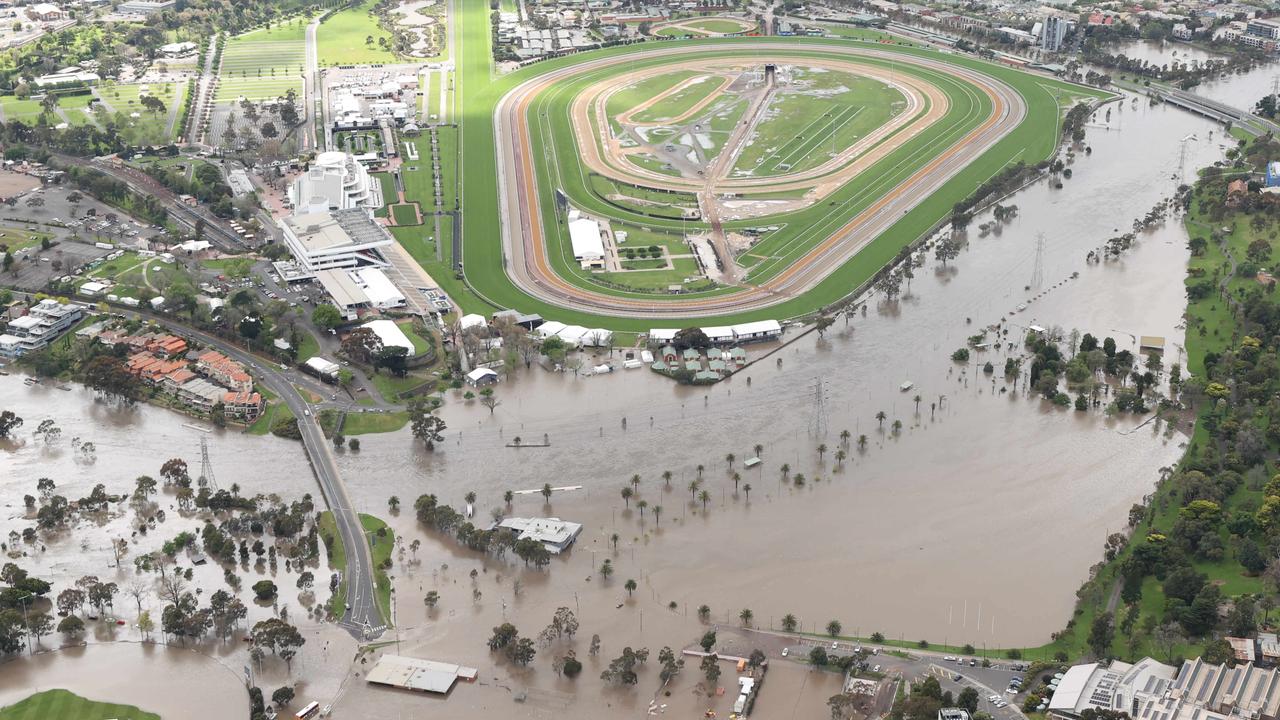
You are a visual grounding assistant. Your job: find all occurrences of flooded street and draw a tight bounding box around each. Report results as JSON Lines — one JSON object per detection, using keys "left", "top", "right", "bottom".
{"left": 0, "top": 55, "right": 1271, "bottom": 717}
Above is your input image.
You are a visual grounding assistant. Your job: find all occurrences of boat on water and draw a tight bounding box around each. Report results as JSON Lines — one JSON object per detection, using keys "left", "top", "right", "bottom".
{"left": 900, "top": 381, "right": 913, "bottom": 392}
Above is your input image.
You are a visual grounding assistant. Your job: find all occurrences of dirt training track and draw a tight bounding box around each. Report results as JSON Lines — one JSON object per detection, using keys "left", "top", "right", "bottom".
{"left": 493, "top": 42, "right": 1027, "bottom": 319}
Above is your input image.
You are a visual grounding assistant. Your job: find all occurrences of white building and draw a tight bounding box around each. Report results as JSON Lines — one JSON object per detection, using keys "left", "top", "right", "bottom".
{"left": 289, "top": 151, "right": 385, "bottom": 214}
{"left": 0, "top": 299, "right": 84, "bottom": 357}
{"left": 32, "top": 70, "right": 99, "bottom": 88}
{"left": 116, "top": 0, "right": 174, "bottom": 14}
{"left": 567, "top": 211, "right": 605, "bottom": 269}
{"left": 496, "top": 517, "right": 583, "bottom": 553}
{"left": 159, "top": 41, "right": 197, "bottom": 57}
{"left": 1041, "top": 15, "right": 1069, "bottom": 51}
{"left": 303, "top": 356, "right": 341, "bottom": 381}
{"left": 1040, "top": 656, "right": 1280, "bottom": 720}
{"left": 25, "top": 3, "right": 65, "bottom": 21}
{"left": 280, "top": 208, "right": 392, "bottom": 273}
{"left": 465, "top": 367, "right": 499, "bottom": 386}
{"left": 313, "top": 266, "right": 405, "bottom": 319}
{"left": 360, "top": 319, "right": 415, "bottom": 353}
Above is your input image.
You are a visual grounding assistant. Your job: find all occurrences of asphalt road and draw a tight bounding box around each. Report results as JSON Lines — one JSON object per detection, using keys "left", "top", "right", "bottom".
{"left": 136, "top": 311, "right": 386, "bottom": 640}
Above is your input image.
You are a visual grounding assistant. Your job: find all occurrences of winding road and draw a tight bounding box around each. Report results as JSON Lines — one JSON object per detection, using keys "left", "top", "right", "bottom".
{"left": 493, "top": 43, "right": 1027, "bottom": 318}
{"left": 131, "top": 311, "right": 386, "bottom": 640}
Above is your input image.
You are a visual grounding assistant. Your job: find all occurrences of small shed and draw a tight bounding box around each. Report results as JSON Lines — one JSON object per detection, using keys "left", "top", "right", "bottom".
{"left": 1139, "top": 336, "right": 1166, "bottom": 353}
{"left": 466, "top": 367, "right": 499, "bottom": 387}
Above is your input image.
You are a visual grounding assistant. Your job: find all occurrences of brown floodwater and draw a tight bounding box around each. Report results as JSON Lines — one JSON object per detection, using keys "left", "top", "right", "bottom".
{"left": 0, "top": 62, "right": 1267, "bottom": 717}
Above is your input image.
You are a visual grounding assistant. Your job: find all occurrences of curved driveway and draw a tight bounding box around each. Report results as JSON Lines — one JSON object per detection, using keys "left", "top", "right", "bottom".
{"left": 493, "top": 43, "right": 1026, "bottom": 318}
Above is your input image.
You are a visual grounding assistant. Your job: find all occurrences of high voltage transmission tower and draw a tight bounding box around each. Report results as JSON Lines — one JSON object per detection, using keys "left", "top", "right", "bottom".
{"left": 810, "top": 377, "right": 829, "bottom": 438}
{"left": 197, "top": 436, "right": 218, "bottom": 492}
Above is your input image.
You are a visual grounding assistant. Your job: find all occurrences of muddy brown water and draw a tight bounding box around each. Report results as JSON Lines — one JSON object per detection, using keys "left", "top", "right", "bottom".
{"left": 0, "top": 62, "right": 1267, "bottom": 717}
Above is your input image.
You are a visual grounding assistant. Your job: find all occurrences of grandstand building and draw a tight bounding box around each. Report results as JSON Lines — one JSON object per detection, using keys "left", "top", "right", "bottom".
{"left": 289, "top": 151, "right": 385, "bottom": 214}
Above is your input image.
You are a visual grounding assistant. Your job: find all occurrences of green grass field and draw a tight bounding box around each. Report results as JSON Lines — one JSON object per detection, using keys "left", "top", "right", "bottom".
{"left": 0, "top": 224, "right": 51, "bottom": 253}
{"left": 731, "top": 69, "right": 904, "bottom": 177}
{"left": 685, "top": 18, "right": 754, "bottom": 34}
{"left": 317, "top": 0, "right": 398, "bottom": 66}
{"left": 631, "top": 75, "right": 723, "bottom": 123}
{"left": 361, "top": 513, "right": 395, "bottom": 624}
{"left": 606, "top": 70, "right": 698, "bottom": 121}
{"left": 318, "top": 510, "right": 347, "bottom": 614}
{"left": 217, "top": 22, "right": 306, "bottom": 102}
{"left": 0, "top": 689, "right": 160, "bottom": 720}
{"left": 341, "top": 410, "right": 410, "bottom": 434}
{"left": 390, "top": 203, "right": 420, "bottom": 225}
{"left": 449, "top": 2, "right": 1109, "bottom": 329}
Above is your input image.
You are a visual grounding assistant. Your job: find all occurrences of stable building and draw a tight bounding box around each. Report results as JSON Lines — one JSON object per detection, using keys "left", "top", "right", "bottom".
{"left": 567, "top": 211, "right": 605, "bottom": 269}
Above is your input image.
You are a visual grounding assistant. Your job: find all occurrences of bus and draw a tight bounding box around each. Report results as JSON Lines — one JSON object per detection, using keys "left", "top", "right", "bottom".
{"left": 295, "top": 702, "right": 321, "bottom": 720}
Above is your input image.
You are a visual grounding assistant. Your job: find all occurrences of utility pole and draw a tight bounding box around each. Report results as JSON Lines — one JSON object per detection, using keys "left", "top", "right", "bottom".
{"left": 1030, "top": 232, "right": 1045, "bottom": 290}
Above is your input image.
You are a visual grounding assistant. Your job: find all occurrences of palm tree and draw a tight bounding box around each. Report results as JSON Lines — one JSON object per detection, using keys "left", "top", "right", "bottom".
{"left": 731, "top": 472, "right": 741, "bottom": 492}
{"left": 875, "top": 410, "right": 887, "bottom": 429}
{"left": 610, "top": 533, "right": 619, "bottom": 550}
{"left": 662, "top": 470, "right": 673, "bottom": 488}
{"left": 541, "top": 483, "right": 553, "bottom": 501}
{"left": 794, "top": 474, "right": 806, "bottom": 487}
{"left": 637, "top": 499, "right": 648, "bottom": 518}
{"left": 781, "top": 613, "right": 798, "bottom": 632}
{"left": 388, "top": 495, "right": 400, "bottom": 511}
{"left": 653, "top": 505, "right": 662, "bottom": 524}
{"left": 698, "top": 489, "right": 711, "bottom": 510}
{"left": 624, "top": 579, "right": 637, "bottom": 597}
{"left": 835, "top": 449, "right": 846, "bottom": 467}
{"left": 688, "top": 480, "right": 700, "bottom": 498}
{"left": 891, "top": 419, "right": 902, "bottom": 435}
{"left": 753, "top": 443, "right": 763, "bottom": 458}
{"left": 503, "top": 490, "right": 514, "bottom": 506}
{"left": 858, "top": 434, "right": 868, "bottom": 450}
{"left": 696, "top": 464, "right": 705, "bottom": 479}
{"left": 817, "top": 443, "right": 827, "bottom": 461}
{"left": 464, "top": 491, "right": 477, "bottom": 506}
{"left": 725, "top": 453, "right": 735, "bottom": 470}
{"left": 621, "top": 486, "right": 633, "bottom": 508}
{"left": 600, "top": 559, "right": 613, "bottom": 579}
{"left": 630, "top": 474, "right": 641, "bottom": 492}
{"left": 743, "top": 484, "right": 752, "bottom": 501}
{"left": 840, "top": 429, "right": 851, "bottom": 446}
{"left": 780, "top": 463, "right": 790, "bottom": 481}
{"left": 739, "top": 608, "right": 754, "bottom": 627}
{"left": 913, "top": 394, "right": 922, "bottom": 414}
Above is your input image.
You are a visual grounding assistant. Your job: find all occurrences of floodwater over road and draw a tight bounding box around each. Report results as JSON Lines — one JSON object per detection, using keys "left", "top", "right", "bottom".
{"left": 1109, "top": 39, "right": 1271, "bottom": 110}
{"left": 0, "top": 60, "right": 1270, "bottom": 717}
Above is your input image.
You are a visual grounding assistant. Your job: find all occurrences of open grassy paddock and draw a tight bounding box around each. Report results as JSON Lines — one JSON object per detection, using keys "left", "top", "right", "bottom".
{"left": 0, "top": 689, "right": 160, "bottom": 720}
{"left": 316, "top": 0, "right": 398, "bottom": 66}
{"left": 446, "top": 0, "right": 1110, "bottom": 329}
{"left": 389, "top": 202, "right": 421, "bottom": 225}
